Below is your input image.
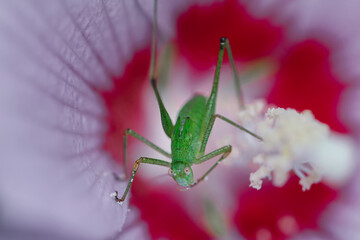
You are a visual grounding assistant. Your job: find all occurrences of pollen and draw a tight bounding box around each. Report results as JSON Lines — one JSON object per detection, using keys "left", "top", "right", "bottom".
{"left": 109, "top": 192, "right": 117, "bottom": 198}
{"left": 238, "top": 99, "right": 266, "bottom": 124}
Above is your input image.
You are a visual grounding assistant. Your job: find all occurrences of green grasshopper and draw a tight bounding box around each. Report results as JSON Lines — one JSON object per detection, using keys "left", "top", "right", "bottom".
{"left": 113, "top": 0, "right": 262, "bottom": 203}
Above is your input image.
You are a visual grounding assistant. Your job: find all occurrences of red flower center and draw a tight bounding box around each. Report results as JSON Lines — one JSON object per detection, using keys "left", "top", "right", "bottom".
{"left": 176, "top": 0, "right": 283, "bottom": 71}
{"left": 234, "top": 177, "right": 338, "bottom": 240}
{"left": 96, "top": 48, "right": 150, "bottom": 164}
{"left": 267, "top": 40, "right": 349, "bottom": 133}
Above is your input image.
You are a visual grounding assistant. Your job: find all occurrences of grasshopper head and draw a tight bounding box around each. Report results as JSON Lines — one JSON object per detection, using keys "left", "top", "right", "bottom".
{"left": 168, "top": 162, "right": 194, "bottom": 188}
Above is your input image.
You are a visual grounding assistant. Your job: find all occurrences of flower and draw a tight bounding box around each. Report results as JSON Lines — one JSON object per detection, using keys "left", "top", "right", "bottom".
{"left": 1, "top": 0, "right": 360, "bottom": 240}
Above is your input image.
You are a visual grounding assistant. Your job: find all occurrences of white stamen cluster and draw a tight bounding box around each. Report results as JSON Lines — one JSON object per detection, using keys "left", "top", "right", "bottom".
{"left": 250, "top": 107, "right": 330, "bottom": 191}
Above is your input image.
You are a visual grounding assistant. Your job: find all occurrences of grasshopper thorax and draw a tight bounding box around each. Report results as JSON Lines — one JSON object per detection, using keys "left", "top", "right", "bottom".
{"left": 168, "top": 162, "right": 194, "bottom": 187}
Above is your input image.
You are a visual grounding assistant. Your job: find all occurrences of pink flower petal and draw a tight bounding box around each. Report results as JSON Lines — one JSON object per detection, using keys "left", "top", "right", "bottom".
{"left": 0, "top": 0, "right": 180, "bottom": 238}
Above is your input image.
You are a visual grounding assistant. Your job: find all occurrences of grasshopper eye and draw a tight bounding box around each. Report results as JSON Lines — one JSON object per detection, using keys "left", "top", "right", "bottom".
{"left": 184, "top": 167, "right": 191, "bottom": 175}
{"left": 168, "top": 168, "right": 174, "bottom": 176}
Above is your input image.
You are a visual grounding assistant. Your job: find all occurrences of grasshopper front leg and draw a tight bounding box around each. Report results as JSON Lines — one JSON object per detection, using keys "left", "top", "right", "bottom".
{"left": 191, "top": 145, "right": 232, "bottom": 188}
{"left": 113, "top": 157, "right": 171, "bottom": 203}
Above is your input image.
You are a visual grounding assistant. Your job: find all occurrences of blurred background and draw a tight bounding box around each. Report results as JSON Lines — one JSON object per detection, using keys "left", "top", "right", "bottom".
{"left": 0, "top": 0, "right": 359, "bottom": 239}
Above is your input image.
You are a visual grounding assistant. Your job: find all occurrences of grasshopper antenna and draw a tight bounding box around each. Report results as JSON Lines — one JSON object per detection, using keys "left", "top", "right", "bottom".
{"left": 149, "top": 0, "right": 174, "bottom": 138}
{"left": 150, "top": 0, "right": 158, "bottom": 80}
{"left": 224, "top": 39, "right": 245, "bottom": 109}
